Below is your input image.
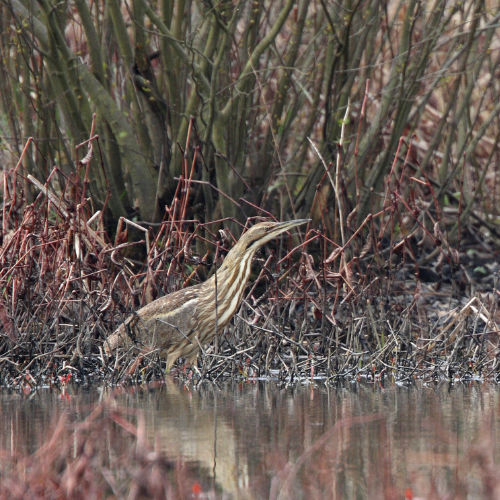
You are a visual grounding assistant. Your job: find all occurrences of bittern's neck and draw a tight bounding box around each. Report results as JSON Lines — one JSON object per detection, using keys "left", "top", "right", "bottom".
{"left": 199, "top": 246, "right": 259, "bottom": 327}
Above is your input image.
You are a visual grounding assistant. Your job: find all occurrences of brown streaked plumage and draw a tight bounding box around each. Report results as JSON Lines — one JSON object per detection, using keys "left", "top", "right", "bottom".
{"left": 105, "top": 219, "right": 309, "bottom": 371}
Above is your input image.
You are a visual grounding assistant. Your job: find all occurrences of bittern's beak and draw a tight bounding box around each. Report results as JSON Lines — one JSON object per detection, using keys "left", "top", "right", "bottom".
{"left": 272, "top": 219, "right": 310, "bottom": 232}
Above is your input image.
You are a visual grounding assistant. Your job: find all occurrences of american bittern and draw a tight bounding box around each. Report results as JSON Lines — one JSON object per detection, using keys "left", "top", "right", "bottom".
{"left": 105, "top": 219, "right": 309, "bottom": 371}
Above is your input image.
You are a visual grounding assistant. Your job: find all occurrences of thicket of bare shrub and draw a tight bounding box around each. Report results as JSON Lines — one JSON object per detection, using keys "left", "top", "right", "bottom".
{"left": 0, "top": 1, "right": 499, "bottom": 384}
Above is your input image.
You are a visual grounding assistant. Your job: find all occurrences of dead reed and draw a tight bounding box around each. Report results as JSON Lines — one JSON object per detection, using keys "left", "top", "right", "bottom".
{"left": 1, "top": 131, "right": 498, "bottom": 386}
{"left": 1, "top": 1, "right": 499, "bottom": 385}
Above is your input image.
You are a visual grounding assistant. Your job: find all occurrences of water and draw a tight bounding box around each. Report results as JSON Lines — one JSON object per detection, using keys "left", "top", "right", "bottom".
{"left": 1, "top": 381, "right": 499, "bottom": 499}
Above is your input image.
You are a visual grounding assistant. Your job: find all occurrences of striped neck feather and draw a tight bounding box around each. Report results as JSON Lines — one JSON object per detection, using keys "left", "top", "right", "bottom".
{"left": 199, "top": 247, "right": 259, "bottom": 327}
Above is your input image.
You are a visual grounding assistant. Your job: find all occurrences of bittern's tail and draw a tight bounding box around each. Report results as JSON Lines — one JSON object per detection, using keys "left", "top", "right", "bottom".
{"left": 104, "top": 324, "right": 131, "bottom": 355}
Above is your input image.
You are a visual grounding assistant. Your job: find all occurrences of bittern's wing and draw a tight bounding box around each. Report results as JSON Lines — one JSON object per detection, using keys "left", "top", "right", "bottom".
{"left": 105, "top": 283, "right": 204, "bottom": 354}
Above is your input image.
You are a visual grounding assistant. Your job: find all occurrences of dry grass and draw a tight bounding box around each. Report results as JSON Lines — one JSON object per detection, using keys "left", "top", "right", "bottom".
{"left": 1, "top": 133, "right": 498, "bottom": 385}
{"left": 1, "top": 2, "right": 499, "bottom": 385}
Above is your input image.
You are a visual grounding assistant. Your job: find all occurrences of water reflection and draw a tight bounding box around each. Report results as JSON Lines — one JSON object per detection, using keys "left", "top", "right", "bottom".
{"left": 1, "top": 381, "right": 499, "bottom": 498}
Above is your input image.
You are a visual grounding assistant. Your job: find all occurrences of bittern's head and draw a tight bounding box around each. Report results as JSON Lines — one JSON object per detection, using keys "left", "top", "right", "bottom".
{"left": 229, "top": 219, "right": 310, "bottom": 258}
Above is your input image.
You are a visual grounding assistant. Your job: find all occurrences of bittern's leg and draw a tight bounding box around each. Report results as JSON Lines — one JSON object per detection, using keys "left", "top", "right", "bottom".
{"left": 165, "top": 352, "right": 180, "bottom": 374}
